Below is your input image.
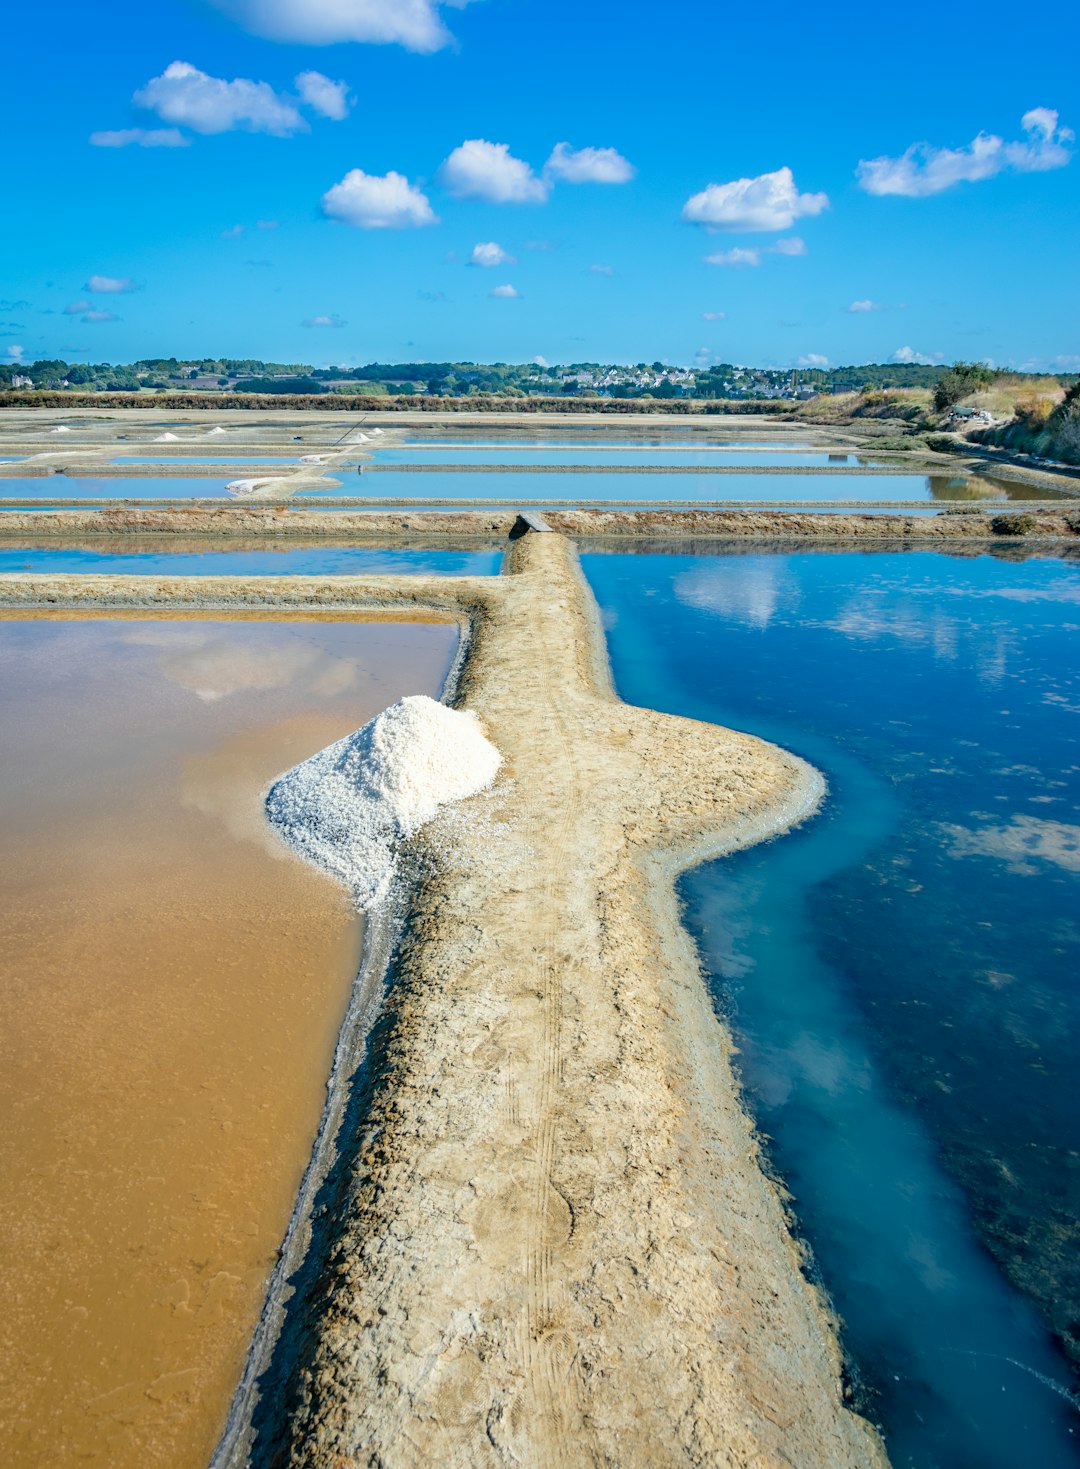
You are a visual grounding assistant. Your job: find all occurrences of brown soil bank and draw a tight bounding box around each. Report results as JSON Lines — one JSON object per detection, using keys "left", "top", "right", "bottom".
{"left": 1, "top": 504, "right": 1079, "bottom": 541}
{"left": 0, "top": 536, "right": 887, "bottom": 1466}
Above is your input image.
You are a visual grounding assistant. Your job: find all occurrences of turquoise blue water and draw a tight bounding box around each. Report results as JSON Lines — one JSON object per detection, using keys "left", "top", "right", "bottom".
{"left": 0, "top": 546, "right": 502, "bottom": 575}
{"left": 113, "top": 456, "right": 303, "bottom": 465}
{"left": 399, "top": 435, "right": 817, "bottom": 449}
{"left": 322, "top": 470, "right": 961, "bottom": 502}
{"left": 371, "top": 448, "right": 861, "bottom": 468}
{"left": 582, "top": 546, "right": 1080, "bottom": 1468}
{"left": 0, "top": 477, "right": 252, "bottom": 499}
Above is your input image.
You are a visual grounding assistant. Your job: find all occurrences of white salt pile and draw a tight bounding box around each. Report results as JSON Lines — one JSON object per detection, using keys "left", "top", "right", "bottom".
{"left": 154, "top": 432, "right": 180, "bottom": 442}
{"left": 50, "top": 426, "right": 71, "bottom": 434}
{"left": 226, "top": 477, "right": 281, "bottom": 496}
{"left": 206, "top": 426, "right": 226, "bottom": 436}
{"left": 266, "top": 695, "right": 502, "bottom": 911}
{"left": 300, "top": 454, "right": 328, "bottom": 464}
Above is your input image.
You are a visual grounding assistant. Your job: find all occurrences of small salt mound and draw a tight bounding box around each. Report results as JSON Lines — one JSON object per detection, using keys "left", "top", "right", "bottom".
{"left": 266, "top": 695, "right": 502, "bottom": 911}
{"left": 206, "top": 426, "right": 226, "bottom": 436}
{"left": 50, "top": 426, "right": 71, "bottom": 434}
{"left": 300, "top": 454, "right": 327, "bottom": 463}
{"left": 154, "top": 432, "right": 180, "bottom": 442}
{"left": 353, "top": 432, "right": 369, "bottom": 443}
{"left": 226, "top": 477, "right": 281, "bottom": 496}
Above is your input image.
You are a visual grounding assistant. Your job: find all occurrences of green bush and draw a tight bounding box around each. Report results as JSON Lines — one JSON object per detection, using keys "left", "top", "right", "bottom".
{"left": 991, "top": 513, "right": 1036, "bottom": 536}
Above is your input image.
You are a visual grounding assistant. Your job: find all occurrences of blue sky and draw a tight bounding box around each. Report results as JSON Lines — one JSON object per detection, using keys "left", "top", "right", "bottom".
{"left": 4, "top": 0, "right": 1078, "bottom": 370}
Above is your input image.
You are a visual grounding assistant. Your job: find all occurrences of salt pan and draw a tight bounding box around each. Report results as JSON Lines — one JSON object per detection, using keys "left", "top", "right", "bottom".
{"left": 266, "top": 695, "right": 502, "bottom": 910}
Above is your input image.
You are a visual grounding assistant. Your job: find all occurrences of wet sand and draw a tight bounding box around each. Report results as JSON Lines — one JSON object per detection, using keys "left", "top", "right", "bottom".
{"left": 0, "top": 618, "right": 457, "bottom": 1469}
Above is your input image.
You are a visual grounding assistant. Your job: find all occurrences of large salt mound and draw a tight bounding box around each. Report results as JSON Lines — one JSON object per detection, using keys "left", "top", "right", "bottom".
{"left": 266, "top": 695, "right": 502, "bottom": 911}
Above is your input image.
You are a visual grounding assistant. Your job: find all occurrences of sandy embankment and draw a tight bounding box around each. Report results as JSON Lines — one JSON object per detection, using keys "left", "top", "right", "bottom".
{"left": 0, "top": 533, "right": 887, "bottom": 1465}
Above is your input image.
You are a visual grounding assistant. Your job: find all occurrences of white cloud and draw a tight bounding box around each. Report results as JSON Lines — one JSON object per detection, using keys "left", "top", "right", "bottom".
{"left": 86, "top": 275, "right": 137, "bottom": 294}
{"left": 683, "top": 166, "right": 828, "bottom": 232}
{"left": 893, "top": 345, "right": 935, "bottom": 364}
{"left": 7, "top": 345, "right": 24, "bottom": 360}
{"left": 797, "top": 353, "right": 829, "bottom": 367}
{"left": 134, "top": 61, "right": 306, "bottom": 137}
{"left": 705, "top": 247, "right": 761, "bottom": 267}
{"left": 590, "top": 263, "right": 614, "bottom": 275}
{"left": 64, "top": 303, "right": 121, "bottom": 323}
{"left": 303, "top": 313, "right": 347, "bottom": 327}
{"left": 702, "top": 311, "right": 726, "bottom": 321}
{"left": 89, "top": 127, "right": 189, "bottom": 148}
{"left": 221, "top": 224, "right": 244, "bottom": 239}
{"left": 321, "top": 168, "right": 438, "bottom": 228}
{"left": 439, "top": 139, "right": 548, "bottom": 203}
{"left": 490, "top": 283, "right": 519, "bottom": 298}
{"left": 469, "top": 241, "right": 515, "bottom": 267}
{"left": 544, "top": 142, "right": 635, "bottom": 184}
{"left": 296, "top": 70, "right": 350, "bottom": 120}
{"left": 206, "top": 0, "right": 471, "bottom": 52}
{"left": 849, "top": 299, "right": 881, "bottom": 313}
{"left": 770, "top": 236, "right": 806, "bottom": 256}
{"left": 857, "top": 108, "right": 1073, "bottom": 197}
{"left": 533, "top": 354, "right": 549, "bottom": 366}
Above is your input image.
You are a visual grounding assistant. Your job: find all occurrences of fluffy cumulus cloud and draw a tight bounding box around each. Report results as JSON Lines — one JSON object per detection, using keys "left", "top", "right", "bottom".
{"left": 303, "top": 313, "right": 347, "bottom": 327}
{"left": 893, "top": 345, "right": 935, "bottom": 364}
{"left": 770, "top": 236, "right": 806, "bottom": 256}
{"left": 857, "top": 107, "right": 1074, "bottom": 197}
{"left": 469, "top": 241, "right": 515, "bottom": 267}
{"left": 134, "top": 61, "right": 306, "bottom": 136}
{"left": 849, "top": 299, "right": 881, "bottom": 313}
{"left": 544, "top": 142, "right": 635, "bottom": 184}
{"left": 489, "top": 283, "right": 519, "bottom": 298}
{"left": 295, "top": 70, "right": 350, "bottom": 120}
{"left": 322, "top": 168, "right": 438, "bottom": 228}
{"left": 705, "top": 247, "right": 761, "bottom": 267}
{"left": 206, "top": 0, "right": 474, "bottom": 52}
{"left": 89, "top": 127, "right": 189, "bottom": 148}
{"left": 86, "top": 275, "right": 137, "bottom": 294}
{"left": 683, "top": 166, "right": 829, "bottom": 232}
{"left": 440, "top": 140, "right": 548, "bottom": 203}
{"left": 798, "top": 353, "right": 829, "bottom": 367}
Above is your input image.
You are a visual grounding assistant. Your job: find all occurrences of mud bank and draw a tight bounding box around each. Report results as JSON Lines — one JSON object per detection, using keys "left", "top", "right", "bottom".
{"left": 1, "top": 505, "right": 1079, "bottom": 541}
{"left": 0, "top": 535, "right": 886, "bottom": 1466}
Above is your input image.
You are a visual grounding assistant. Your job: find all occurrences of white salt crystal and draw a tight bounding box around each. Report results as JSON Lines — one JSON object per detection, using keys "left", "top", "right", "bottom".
{"left": 266, "top": 695, "right": 502, "bottom": 911}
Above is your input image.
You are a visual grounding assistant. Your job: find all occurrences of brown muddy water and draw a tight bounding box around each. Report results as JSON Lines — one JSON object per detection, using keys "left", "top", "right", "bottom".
{"left": 0, "top": 614, "right": 458, "bottom": 1468}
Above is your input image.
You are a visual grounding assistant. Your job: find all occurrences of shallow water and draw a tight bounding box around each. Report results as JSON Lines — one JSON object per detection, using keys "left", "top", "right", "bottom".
{"left": 113, "top": 456, "right": 305, "bottom": 465}
{"left": 0, "top": 616, "right": 458, "bottom": 1469}
{"left": 0, "top": 545, "right": 503, "bottom": 575}
{"left": 0, "top": 477, "right": 273, "bottom": 499}
{"left": 582, "top": 546, "right": 1080, "bottom": 1468}
{"left": 329, "top": 470, "right": 997, "bottom": 502}
{"left": 399, "top": 434, "right": 818, "bottom": 449}
{"left": 371, "top": 447, "right": 863, "bottom": 468}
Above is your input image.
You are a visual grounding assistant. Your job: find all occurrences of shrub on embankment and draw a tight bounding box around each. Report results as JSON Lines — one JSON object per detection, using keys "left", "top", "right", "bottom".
{"left": 971, "top": 381, "right": 1080, "bottom": 466}
{"left": 0, "top": 390, "right": 791, "bottom": 415}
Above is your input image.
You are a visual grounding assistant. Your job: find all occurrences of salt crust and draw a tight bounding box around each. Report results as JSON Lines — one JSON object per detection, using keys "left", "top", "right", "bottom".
{"left": 266, "top": 695, "right": 502, "bottom": 911}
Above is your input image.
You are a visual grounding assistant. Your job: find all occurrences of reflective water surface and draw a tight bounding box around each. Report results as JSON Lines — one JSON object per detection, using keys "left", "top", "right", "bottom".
{"left": 583, "top": 545, "right": 1080, "bottom": 1468}
{"left": 0, "top": 616, "right": 458, "bottom": 1469}
{"left": 0, "top": 545, "right": 503, "bottom": 575}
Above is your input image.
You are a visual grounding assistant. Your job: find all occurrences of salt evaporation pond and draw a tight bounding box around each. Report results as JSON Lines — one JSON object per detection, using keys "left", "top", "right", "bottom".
{"left": 370, "top": 447, "right": 863, "bottom": 468}
{"left": 0, "top": 546, "right": 503, "bottom": 575}
{"left": 399, "top": 434, "right": 818, "bottom": 449}
{"left": 327, "top": 469, "right": 1028, "bottom": 504}
{"left": 582, "top": 545, "right": 1080, "bottom": 1469}
{"left": 0, "top": 617, "right": 460, "bottom": 1469}
{"left": 0, "top": 477, "right": 275, "bottom": 499}
{"left": 113, "top": 456, "right": 305, "bottom": 465}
